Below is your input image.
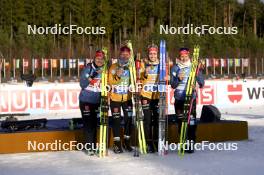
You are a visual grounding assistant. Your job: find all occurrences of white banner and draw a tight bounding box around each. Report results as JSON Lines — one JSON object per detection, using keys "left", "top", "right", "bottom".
{"left": 1, "top": 80, "right": 264, "bottom": 119}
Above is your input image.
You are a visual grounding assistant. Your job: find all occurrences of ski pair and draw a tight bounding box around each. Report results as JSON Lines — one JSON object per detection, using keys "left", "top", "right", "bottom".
{"left": 127, "top": 41, "right": 147, "bottom": 156}
{"left": 178, "top": 45, "right": 200, "bottom": 157}
{"left": 158, "top": 40, "right": 169, "bottom": 156}
{"left": 98, "top": 47, "right": 109, "bottom": 158}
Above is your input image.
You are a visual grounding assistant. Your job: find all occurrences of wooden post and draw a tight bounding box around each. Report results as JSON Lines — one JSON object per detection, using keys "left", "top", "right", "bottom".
{"left": 0, "top": 58, "right": 3, "bottom": 83}
{"left": 68, "top": 59, "right": 71, "bottom": 78}
{"left": 206, "top": 60, "right": 208, "bottom": 75}
{"left": 227, "top": 59, "right": 230, "bottom": 76}
{"left": 261, "top": 58, "right": 264, "bottom": 75}
{"left": 50, "top": 59, "right": 53, "bottom": 79}
{"left": 41, "top": 58, "right": 44, "bottom": 79}
{"left": 241, "top": 58, "right": 244, "bottom": 74}
{"left": 77, "top": 59, "right": 80, "bottom": 77}
{"left": 213, "top": 58, "right": 216, "bottom": 75}
{"left": 248, "top": 58, "right": 251, "bottom": 76}
{"left": 220, "top": 59, "right": 223, "bottom": 75}
{"left": 13, "top": 58, "right": 15, "bottom": 78}
{"left": 234, "top": 58, "right": 236, "bottom": 75}
{"left": 59, "top": 59, "right": 62, "bottom": 78}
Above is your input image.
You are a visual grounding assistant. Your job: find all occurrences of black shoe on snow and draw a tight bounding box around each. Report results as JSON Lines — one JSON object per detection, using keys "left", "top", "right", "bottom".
{"left": 83, "top": 149, "right": 95, "bottom": 156}
{"left": 147, "top": 141, "right": 155, "bottom": 153}
{"left": 186, "top": 149, "right": 194, "bottom": 154}
{"left": 185, "top": 140, "right": 195, "bottom": 154}
{"left": 123, "top": 139, "right": 133, "bottom": 152}
{"left": 82, "top": 143, "right": 96, "bottom": 156}
{"left": 87, "top": 150, "right": 96, "bottom": 156}
{"left": 113, "top": 141, "right": 123, "bottom": 154}
{"left": 147, "top": 145, "right": 155, "bottom": 153}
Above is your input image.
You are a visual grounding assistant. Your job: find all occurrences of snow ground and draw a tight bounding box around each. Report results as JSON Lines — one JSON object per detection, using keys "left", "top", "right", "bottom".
{"left": 0, "top": 106, "right": 264, "bottom": 175}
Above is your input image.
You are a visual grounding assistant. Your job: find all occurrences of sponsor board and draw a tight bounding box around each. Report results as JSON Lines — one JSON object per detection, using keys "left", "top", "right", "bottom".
{"left": 1, "top": 80, "right": 263, "bottom": 117}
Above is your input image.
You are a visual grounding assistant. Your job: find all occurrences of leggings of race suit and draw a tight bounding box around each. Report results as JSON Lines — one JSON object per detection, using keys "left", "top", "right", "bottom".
{"left": 79, "top": 101, "right": 99, "bottom": 148}
{"left": 174, "top": 99, "right": 197, "bottom": 142}
{"left": 79, "top": 99, "right": 197, "bottom": 147}
{"left": 110, "top": 100, "right": 133, "bottom": 141}
{"left": 141, "top": 97, "right": 159, "bottom": 144}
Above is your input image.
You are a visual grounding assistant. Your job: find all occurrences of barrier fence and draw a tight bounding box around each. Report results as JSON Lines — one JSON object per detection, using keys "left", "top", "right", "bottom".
{"left": 0, "top": 58, "right": 264, "bottom": 83}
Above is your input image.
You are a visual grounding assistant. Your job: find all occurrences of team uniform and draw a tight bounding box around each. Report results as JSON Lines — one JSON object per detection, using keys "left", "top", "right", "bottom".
{"left": 170, "top": 51, "right": 204, "bottom": 153}
{"left": 108, "top": 46, "right": 133, "bottom": 153}
{"left": 79, "top": 62, "right": 103, "bottom": 152}
{"left": 79, "top": 50, "right": 105, "bottom": 155}
{"left": 140, "top": 60, "right": 160, "bottom": 153}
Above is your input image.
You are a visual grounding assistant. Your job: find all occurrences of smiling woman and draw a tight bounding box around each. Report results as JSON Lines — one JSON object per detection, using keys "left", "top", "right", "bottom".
{"left": 27, "top": 24, "right": 106, "bottom": 35}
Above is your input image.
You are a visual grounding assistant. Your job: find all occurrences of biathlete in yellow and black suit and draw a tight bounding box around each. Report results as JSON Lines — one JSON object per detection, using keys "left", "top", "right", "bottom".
{"left": 108, "top": 46, "right": 133, "bottom": 154}
{"left": 140, "top": 44, "right": 160, "bottom": 153}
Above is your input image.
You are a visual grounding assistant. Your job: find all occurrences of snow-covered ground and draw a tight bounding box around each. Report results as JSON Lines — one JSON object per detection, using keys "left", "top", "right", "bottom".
{"left": 0, "top": 106, "right": 264, "bottom": 175}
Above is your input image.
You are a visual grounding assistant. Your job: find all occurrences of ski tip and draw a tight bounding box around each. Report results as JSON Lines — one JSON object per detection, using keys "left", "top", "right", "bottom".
{"left": 160, "top": 39, "right": 166, "bottom": 45}
{"left": 194, "top": 45, "right": 200, "bottom": 50}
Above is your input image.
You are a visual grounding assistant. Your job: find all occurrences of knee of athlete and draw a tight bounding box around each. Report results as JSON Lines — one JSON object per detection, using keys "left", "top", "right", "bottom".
{"left": 142, "top": 99, "right": 150, "bottom": 110}
{"left": 112, "top": 107, "right": 120, "bottom": 119}
{"left": 189, "top": 117, "right": 197, "bottom": 126}
{"left": 175, "top": 109, "right": 183, "bottom": 115}
{"left": 82, "top": 112, "right": 91, "bottom": 117}
{"left": 95, "top": 108, "right": 100, "bottom": 113}
{"left": 142, "top": 104, "right": 150, "bottom": 110}
{"left": 126, "top": 106, "right": 133, "bottom": 117}
{"left": 83, "top": 105, "right": 91, "bottom": 116}
{"left": 176, "top": 113, "right": 184, "bottom": 121}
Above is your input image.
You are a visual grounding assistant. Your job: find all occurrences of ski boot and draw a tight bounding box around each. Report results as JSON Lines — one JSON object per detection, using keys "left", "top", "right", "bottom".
{"left": 147, "top": 141, "right": 155, "bottom": 153}
{"left": 123, "top": 138, "right": 133, "bottom": 152}
{"left": 185, "top": 140, "right": 195, "bottom": 154}
{"left": 113, "top": 141, "right": 123, "bottom": 154}
{"left": 83, "top": 148, "right": 96, "bottom": 156}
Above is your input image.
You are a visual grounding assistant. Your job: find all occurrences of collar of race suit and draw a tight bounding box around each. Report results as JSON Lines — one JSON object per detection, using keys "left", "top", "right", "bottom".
{"left": 177, "top": 60, "right": 191, "bottom": 69}
{"left": 92, "top": 61, "right": 103, "bottom": 70}
{"left": 118, "top": 58, "right": 129, "bottom": 67}
{"left": 145, "top": 59, "right": 159, "bottom": 65}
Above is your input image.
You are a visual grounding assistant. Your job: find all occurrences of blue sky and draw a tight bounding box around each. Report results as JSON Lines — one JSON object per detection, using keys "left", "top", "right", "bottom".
{"left": 237, "top": 0, "right": 264, "bottom": 3}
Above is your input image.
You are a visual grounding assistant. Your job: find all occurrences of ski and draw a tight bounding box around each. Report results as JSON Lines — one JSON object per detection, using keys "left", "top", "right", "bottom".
{"left": 165, "top": 51, "right": 170, "bottom": 152}
{"left": 158, "top": 40, "right": 168, "bottom": 156}
{"left": 99, "top": 47, "right": 109, "bottom": 158}
{"left": 178, "top": 45, "right": 200, "bottom": 157}
{"left": 135, "top": 53, "right": 147, "bottom": 156}
{"left": 127, "top": 41, "right": 147, "bottom": 156}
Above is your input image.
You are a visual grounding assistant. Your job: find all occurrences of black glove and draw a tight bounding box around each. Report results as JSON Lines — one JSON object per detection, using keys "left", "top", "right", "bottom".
{"left": 90, "top": 71, "right": 98, "bottom": 79}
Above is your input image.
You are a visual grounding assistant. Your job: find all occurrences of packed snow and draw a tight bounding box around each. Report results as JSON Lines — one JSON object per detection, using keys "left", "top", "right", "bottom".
{"left": 0, "top": 106, "right": 264, "bottom": 175}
